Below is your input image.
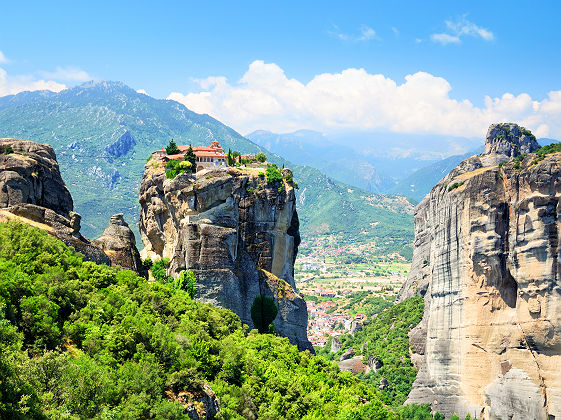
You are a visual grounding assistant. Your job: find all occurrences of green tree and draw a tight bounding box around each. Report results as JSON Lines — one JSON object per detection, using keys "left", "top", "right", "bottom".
{"left": 184, "top": 145, "right": 197, "bottom": 172}
{"left": 151, "top": 258, "right": 172, "bottom": 283}
{"left": 250, "top": 295, "right": 278, "bottom": 334}
{"left": 265, "top": 164, "right": 283, "bottom": 185}
{"left": 165, "top": 139, "right": 179, "bottom": 155}
{"left": 255, "top": 152, "right": 266, "bottom": 163}
{"left": 177, "top": 270, "right": 196, "bottom": 298}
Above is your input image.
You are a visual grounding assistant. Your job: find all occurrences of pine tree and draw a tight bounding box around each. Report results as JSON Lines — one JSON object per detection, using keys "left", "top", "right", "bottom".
{"left": 184, "top": 145, "right": 197, "bottom": 172}
{"left": 165, "top": 139, "right": 179, "bottom": 155}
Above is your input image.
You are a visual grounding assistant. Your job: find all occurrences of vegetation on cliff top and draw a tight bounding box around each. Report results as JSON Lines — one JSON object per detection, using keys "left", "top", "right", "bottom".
{"left": 0, "top": 220, "right": 427, "bottom": 419}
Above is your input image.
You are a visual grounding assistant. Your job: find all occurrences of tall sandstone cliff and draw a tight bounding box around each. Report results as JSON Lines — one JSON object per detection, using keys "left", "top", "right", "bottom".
{"left": 139, "top": 161, "right": 313, "bottom": 351}
{"left": 398, "top": 123, "right": 561, "bottom": 419}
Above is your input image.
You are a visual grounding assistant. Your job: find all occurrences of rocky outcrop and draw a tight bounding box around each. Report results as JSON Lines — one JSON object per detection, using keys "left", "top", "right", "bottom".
{"left": 93, "top": 214, "right": 146, "bottom": 275}
{"left": 483, "top": 123, "right": 539, "bottom": 165}
{"left": 0, "top": 138, "right": 73, "bottom": 215}
{"left": 166, "top": 383, "right": 220, "bottom": 420}
{"left": 398, "top": 124, "right": 561, "bottom": 419}
{"left": 0, "top": 203, "right": 110, "bottom": 265}
{"left": 0, "top": 139, "right": 113, "bottom": 264}
{"left": 139, "top": 162, "right": 312, "bottom": 351}
{"left": 338, "top": 356, "right": 369, "bottom": 375}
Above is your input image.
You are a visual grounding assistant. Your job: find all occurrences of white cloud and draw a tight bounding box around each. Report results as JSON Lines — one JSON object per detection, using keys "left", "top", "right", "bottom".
{"left": 0, "top": 51, "right": 10, "bottom": 64}
{"left": 137, "top": 89, "right": 148, "bottom": 95}
{"left": 0, "top": 67, "right": 66, "bottom": 96}
{"left": 38, "top": 66, "right": 92, "bottom": 82}
{"left": 430, "top": 33, "right": 460, "bottom": 45}
{"left": 431, "top": 16, "right": 494, "bottom": 45}
{"left": 329, "top": 25, "right": 379, "bottom": 42}
{"left": 167, "top": 60, "right": 561, "bottom": 139}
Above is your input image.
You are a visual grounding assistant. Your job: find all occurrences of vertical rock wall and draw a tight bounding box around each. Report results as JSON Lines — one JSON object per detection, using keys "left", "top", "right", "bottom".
{"left": 398, "top": 124, "right": 561, "bottom": 419}
{"left": 139, "top": 163, "right": 312, "bottom": 351}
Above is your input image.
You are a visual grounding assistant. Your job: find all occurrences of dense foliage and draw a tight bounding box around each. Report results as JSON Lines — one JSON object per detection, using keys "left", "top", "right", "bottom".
{"left": 0, "top": 221, "right": 425, "bottom": 419}
{"left": 319, "top": 296, "right": 424, "bottom": 407}
{"left": 164, "top": 159, "right": 193, "bottom": 179}
{"left": 265, "top": 164, "right": 283, "bottom": 184}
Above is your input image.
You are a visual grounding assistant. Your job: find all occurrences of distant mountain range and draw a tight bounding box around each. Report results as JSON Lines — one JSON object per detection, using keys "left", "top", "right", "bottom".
{"left": 0, "top": 81, "right": 414, "bottom": 257}
{"left": 246, "top": 129, "right": 482, "bottom": 194}
{"left": 248, "top": 129, "right": 559, "bottom": 202}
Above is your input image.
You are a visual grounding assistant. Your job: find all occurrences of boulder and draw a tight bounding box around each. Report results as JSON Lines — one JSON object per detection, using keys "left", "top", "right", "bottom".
{"left": 339, "top": 348, "right": 355, "bottom": 361}
{"left": 93, "top": 214, "right": 147, "bottom": 276}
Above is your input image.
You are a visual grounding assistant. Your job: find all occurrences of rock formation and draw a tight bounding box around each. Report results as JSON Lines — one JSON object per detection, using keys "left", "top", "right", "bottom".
{"left": 93, "top": 213, "right": 146, "bottom": 275}
{"left": 139, "top": 161, "right": 313, "bottom": 351}
{"left": 0, "top": 138, "right": 112, "bottom": 264}
{"left": 398, "top": 123, "right": 561, "bottom": 419}
{"left": 0, "top": 138, "right": 73, "bottom": 215}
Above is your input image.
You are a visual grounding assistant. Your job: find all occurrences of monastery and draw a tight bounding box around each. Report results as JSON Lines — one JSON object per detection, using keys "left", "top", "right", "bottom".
{"left": 155, "top": 140, "right": 227, "bottom": 171}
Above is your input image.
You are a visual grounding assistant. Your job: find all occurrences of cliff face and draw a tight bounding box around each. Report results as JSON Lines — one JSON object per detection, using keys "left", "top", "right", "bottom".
{"left": 139, "top": 162, "right": 312, "bottom": 351}
{"left": 398, "top": 124, "right": 561, "bottom": 419}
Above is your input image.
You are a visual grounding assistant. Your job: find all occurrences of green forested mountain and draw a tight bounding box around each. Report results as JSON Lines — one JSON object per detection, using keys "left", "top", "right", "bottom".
{"left": 0, "top": 220, "right": 431, "bottom": 419}
{"left": 0, "top": 82, "right": 413, "bottom": 255}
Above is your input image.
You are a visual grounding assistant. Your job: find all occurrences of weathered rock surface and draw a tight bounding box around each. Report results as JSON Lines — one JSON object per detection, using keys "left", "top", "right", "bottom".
{"left": 166, "top": 383, "right": 220, "bottom": 420}
{"left": 93, "top": 213, "right": 146, "bottom": 275}
{"left": 139, "top": 163, "right": 313, "bottom": 351}
{"left": 338, "top": 356, "right": 369, "bottom": 375}
{"left": 0, "top": 138, "right": 73, "bottom": 215}
{"left": 0, "top": 139, "right": 111, "bottom": 264}
{"left": 330, "top": 336, "right": 342, "bottom": 353}
{"left": 483, "top": 123, "right": 540, "bottom": 165}
{"left": 398, "top": 124, "right": 561, "bottom": 419}
{"left": 339, "top": 348, "right": 355, "bottom": 361}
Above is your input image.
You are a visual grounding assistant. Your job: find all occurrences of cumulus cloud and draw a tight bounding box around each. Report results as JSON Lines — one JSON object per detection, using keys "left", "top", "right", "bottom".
{"left": 38, "top": 66, "right": 92, "bottom": 82}
{"left": 0, "top": 67, "right": 66, "bottom": 96}
{"left": 431, "top": 16, "right": 494, "bottom": 45}
{"left": 0, "top": 51, "right": 10, "bottom": 64}
{"left": 167, "top": 60, "right": 561, "bottom": 139}
{"left": 329, "top": 25, "right": 379, "bottom": 42}
{"left": 137, "top": 89, "right": 148, "bottom": 95}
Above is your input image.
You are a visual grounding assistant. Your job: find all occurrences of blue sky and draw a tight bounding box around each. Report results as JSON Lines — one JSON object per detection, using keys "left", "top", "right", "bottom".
{"left": 1, "top": 1, "right": 560, "bottom": 138}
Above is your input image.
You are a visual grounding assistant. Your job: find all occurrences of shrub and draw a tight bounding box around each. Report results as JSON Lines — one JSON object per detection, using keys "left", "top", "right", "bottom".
{"left": 536, "top": 142, "right": 561, "bottom": 157}
{"left": 250, "top": 295, "right": 278, "bottom": 334}
{"left": 165, "top": 139, "right": 179, "bottom": 155}
{"left": 165, "top": 159, "right": 191, "bottom": 179}
{"left": 3, "top": 145, "right": 14, "bottom": 154}
{"left": 265, "top": 164, "right": 283, "bottom": 185}
{"left": 448, "top": 181, "right": 465, "bottom": 191}
{"left": 255, "top": 152, "right": 266, "bottom": 163}
{"left": 179, "top": 161, "right": 192, "bottom": 170}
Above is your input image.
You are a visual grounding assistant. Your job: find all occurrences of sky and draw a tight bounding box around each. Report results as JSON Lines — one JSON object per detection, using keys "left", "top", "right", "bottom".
{"left": 1, "top": 1, "right": 560, "bottom": 139}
